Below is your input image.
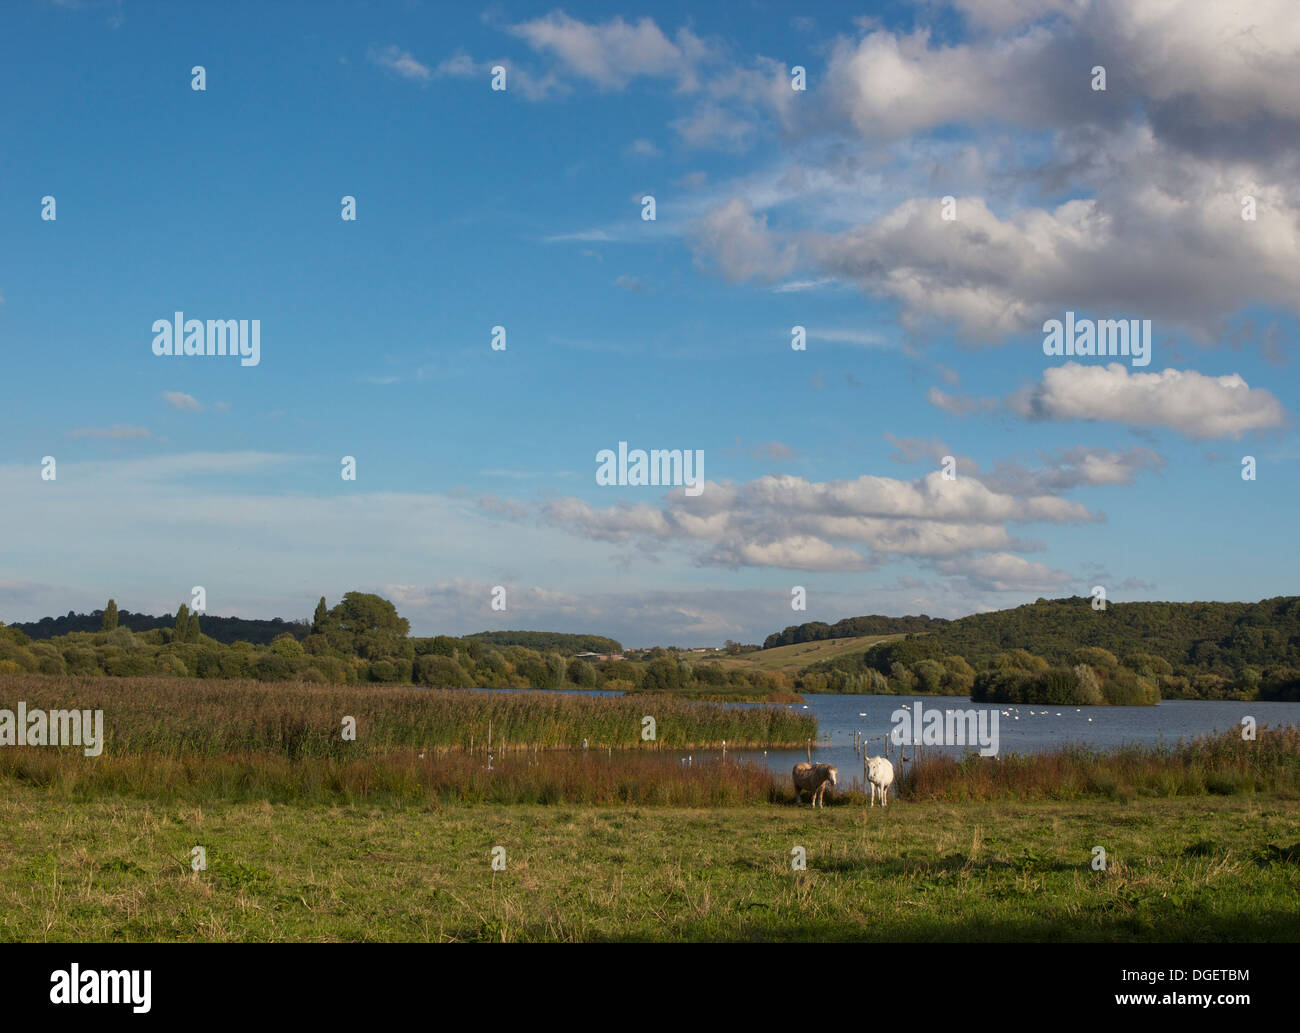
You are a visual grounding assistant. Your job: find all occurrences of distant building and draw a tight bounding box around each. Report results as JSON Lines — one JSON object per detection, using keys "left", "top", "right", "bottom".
{"left": 573, "top": 651, "right": 624, "bottom": 662}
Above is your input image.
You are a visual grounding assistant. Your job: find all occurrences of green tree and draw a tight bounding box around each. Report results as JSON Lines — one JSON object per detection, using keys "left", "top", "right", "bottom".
{"left": 415, "top": 654, "right": 473, "bottom": 687}
{"left": 186, "top": 612, "right": 201, "bottom": 642}
{"left": 643, "top": 657, "right": 682, "bottom": 691}
{"left": 270, "top": 632, "right": 305, "bottom": 658}
{"left": 312, "top": 596, "right": 328, "bottom": 633}
{"left": 102, "top": 600, "right": 119, "bottom": 631}
{"left": 323, "top": 592, "right": 410, "bottom": 660}
{"left": 174, "top": 603, "right": 190, "bottom": 638}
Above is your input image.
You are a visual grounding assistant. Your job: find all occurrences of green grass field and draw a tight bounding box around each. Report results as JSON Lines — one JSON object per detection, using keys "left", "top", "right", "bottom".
{"left": 2, "top": 791, "right": 1296, "bottom": 941}
{"left": 2, "top": 674, "right": 1295, "bottom": 942}
{"left": 712, "top": 634, "right": 903, "bottom": 674}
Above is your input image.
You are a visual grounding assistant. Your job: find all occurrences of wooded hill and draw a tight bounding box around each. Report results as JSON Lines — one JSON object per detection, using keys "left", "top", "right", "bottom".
{"left": 763, "top": 613, "right": 949, "bottom": 649}
{"left": 795, "top": 595, "right": 1300, "bottom": 702}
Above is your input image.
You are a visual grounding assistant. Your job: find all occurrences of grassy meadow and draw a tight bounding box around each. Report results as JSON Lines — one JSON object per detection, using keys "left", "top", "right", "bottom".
{"left": 710, "top": 633, "right": 904, "bottom": 674}
{"left": 1, "top": 674, "right": 1297, "bottom": 941}
{"left": 2, "top": 792, "right": 1297, "bottom": 941}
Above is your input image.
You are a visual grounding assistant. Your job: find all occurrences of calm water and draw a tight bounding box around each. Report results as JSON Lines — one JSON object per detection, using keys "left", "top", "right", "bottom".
{"left": 717, "top": 694, "right": 1300, "bottom": 780}
{"left": 462, "top": 687, "right": 1300, "bottom": 781}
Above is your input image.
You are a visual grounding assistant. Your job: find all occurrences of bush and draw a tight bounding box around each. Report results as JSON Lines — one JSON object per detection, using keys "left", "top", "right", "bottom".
{"left": 1073, "top": 664, "right": 1104, "bottom": 705}
{"left": 415, "top": 655, "right": 473, "bottom": 688}
{"left": 270, "top": 633, "right": 305, "bottom": 658}
{"left": 254, "top": 654, "right": 292, "bottom": 682}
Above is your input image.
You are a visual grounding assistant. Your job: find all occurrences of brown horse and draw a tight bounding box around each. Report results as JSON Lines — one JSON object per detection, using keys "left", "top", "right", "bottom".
{"left": 792, "top": 762, "right": 838, "bottom": 807}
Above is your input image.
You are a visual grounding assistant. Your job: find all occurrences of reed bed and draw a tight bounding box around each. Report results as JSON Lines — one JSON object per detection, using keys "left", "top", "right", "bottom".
{"left": 899, "top": 724, "right": 1300, "bottom": 801}
{"left": 0, "top": 674, "right": 816, "bottom": 755}
{"left": 0, "top": 746, "right": 793, "bottom": 806}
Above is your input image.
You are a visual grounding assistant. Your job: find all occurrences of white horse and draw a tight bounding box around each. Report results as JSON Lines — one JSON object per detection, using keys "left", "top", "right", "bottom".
{"left": 866, "top": 756, "right": 895, "bottom": 807}
{"left": 792, "top": 762, "right": 838, "bottom": 807}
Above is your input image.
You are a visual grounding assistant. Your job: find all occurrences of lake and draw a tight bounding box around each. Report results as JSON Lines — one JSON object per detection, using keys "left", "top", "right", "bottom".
{"left": 465, "top": 687, "right": 1300, "bottom": 777}
{"left": 710, "top": 694, "right": 1300, "bottom": 779}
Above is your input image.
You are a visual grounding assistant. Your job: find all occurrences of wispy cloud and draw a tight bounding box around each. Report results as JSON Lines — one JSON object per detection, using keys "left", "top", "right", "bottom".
{"left": 66, "top": 424, "right": 150, "bottom": 440}
{"left": 161, "top": 391, "right": 202, "bottom": 412}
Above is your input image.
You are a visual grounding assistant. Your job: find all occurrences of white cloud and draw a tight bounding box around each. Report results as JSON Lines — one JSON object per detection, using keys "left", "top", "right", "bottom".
{"left": 367, "top": 45, "right": 432, "bottom": 81}
{"left": 933, "top": 552, "right": 1073, "bottom": 592}
{"left": 1008, "top": 363, "right": 1288, "bottom": 439}
{"left": 525, "top": 465, "right": 1098, "bottom": 573}
{"left": 692, "top": 199, "right": 796, "bottom": 284}
{"left": 508, "top": 12, "right": 711, "bottom": 91}
{"left": 162, "top": 391, "right": 201, "bottom": 412}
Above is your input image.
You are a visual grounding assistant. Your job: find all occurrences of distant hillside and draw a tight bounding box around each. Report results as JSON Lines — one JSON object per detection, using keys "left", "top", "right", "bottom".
{"left": 924, "top": 596, "right": 1300, "bottom": 673}
{"left": 763, "top": 613, "right": 949, "bottom": 649}
{"left": 801, "top": 596, "right": 1300, "bottom": 702}
{"left": 12, "top": 609, "right": 310, "bottom": 646}
{"left": 464, "top": 630, "right": 623, "bottom": 654}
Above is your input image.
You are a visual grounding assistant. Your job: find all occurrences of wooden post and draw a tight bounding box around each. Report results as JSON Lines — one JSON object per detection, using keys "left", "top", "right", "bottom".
{"left": 488, "top": 721, "right": 492, "bottom": 752}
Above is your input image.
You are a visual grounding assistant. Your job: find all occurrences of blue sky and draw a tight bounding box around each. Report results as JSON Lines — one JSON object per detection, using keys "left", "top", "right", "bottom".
{"left": 1, "top": 0, "right": 1296, "bottom": 646}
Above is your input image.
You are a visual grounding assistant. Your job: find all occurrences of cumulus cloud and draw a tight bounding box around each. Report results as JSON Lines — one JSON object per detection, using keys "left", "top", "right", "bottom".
{"left": 801, "top": 173, "right": 1300, "bottom": 339}
{"left": 679, "top": 1, "right": 1300, "bottom": 347}
{"left": 516, "top": 466, "right": 1098, "bottom": 574}
{"left": 981, "top": 446, "right": 1165, "bottom": 495}
{"left": 932, "top": 552, "right": 1073, "bottom": 592}
{"left": 825, "top": 0, "right": 1300, "bottom": 158}
{"left": 1008, "top": 363, "right": 1288, "bottom": 439}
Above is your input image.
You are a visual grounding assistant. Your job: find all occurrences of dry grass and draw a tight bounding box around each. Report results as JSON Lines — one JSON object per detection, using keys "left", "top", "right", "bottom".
{"left": 900, "top": 724, "right": 1300, "bottom": 801}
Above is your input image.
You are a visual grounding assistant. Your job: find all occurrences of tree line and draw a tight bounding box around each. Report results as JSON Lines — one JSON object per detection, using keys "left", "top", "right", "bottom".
{"left": 763, "top": 613, "right": 950, "bottom": 650}
{"left": 792, "top": 596, "right": 1300, "bottom": 702}
{"left": 0, "top": 592, "right": 791, "bottom": 698}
